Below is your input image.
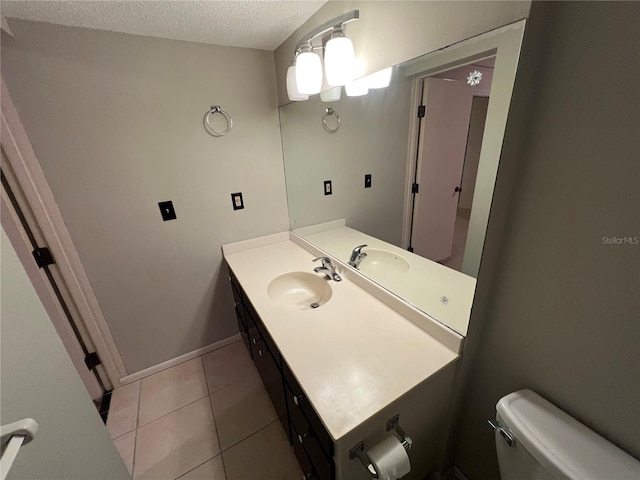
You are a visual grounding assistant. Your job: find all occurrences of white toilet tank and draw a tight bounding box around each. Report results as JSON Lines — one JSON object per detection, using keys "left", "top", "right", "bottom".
{"left": 494, "top": 389, "right": 639, "bottom": 480}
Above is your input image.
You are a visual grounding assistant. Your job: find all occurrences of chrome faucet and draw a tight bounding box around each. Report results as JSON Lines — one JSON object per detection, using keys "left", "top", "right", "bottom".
{"left": 348, "top": 244, "right": 368, "bottom": 269}
{"left": 313, "top": 257, "right": 342, "bottom": 282}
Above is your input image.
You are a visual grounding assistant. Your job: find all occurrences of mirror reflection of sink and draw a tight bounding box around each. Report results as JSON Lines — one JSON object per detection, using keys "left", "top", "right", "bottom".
{"left": 267, "top": 272, "right": 332, "bottom": 311}
{"left": 358, "top": 249, "right": 410, "bottom": 275}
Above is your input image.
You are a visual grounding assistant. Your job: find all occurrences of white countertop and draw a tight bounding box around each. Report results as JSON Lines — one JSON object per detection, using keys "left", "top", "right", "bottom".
{"left": 298, "top": 225, "right": 477, "bottom": 336}
{"left": 224, "top": 235, "right": 459, "bottom": 441}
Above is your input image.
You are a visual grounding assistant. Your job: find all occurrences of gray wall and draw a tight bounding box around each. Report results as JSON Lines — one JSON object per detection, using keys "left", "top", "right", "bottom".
{"left": 274, "top": 1, "right": 531, "bottom": 106}
{"left": 459, "top": 96, "right": 489, "bottom": 211}
{"left": 280, "top": 65, "right": 412, "bottom": 245}
{"left": 1, "top": 20, "right": 290, "bottom": 373}
{"left": 1, "top": 226, "right": 130, "bottom": 480}
{"left": 452, "top": 3, "right": 640, "bottom": 478}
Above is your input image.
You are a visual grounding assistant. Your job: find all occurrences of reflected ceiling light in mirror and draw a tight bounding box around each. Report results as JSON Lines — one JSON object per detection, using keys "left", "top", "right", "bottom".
{"left": 364, "top": 67, "right": 392, "bottom": 89}
{"left": 320, "top": 86, "right": 341, "bottom": 102}
{"left": 467, "top": 70, "right": 482, "bottom": 86}
{"left": 345, "top": 77, "right": 369, "bottom": 97}
{"left": 324, "top": 27, "right": 356, "bottom": 86}
{"left": 295, "top": 43, "right": 322, "bottom": 95}
{"left": 286, "top": 63, "right": 309, "bottom": 101}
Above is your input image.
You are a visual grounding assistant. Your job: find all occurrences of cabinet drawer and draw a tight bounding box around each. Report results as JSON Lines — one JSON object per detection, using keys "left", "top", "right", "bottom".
{"left": 245, "top": 299, "right": 281, "bottom": 365}
{"left": 235, "top": 307, "right": 251, "bottom": 356}
{"left": 290, "top": 408, "right": 333, "bottom": 480}
{"left": 283, "top": 363, "right": 333, "bottom": 458}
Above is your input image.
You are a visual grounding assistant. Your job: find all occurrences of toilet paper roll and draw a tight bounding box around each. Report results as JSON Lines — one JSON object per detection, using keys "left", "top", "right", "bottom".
{"left": 367, "top": 434, "right": 411, "bottom": 480}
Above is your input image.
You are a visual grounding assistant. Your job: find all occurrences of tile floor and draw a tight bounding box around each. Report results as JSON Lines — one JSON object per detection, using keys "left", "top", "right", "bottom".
{"left": 107, "top": 340, "right": 302, "bottom": 479}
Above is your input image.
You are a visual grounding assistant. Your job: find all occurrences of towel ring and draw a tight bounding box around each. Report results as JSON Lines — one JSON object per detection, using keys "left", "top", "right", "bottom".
{"left": 322, "top": 108, "right": 340, "bottom": 133}
{"left": 204, "top": 106, "right": 233, "bottom": 137}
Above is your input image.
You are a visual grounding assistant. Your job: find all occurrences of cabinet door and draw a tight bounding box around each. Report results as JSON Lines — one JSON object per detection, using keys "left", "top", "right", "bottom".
{"left": 235, "top": 305, "right": 251, "bottom": 356}
{"left": 250, "top": 328, "right": 288, "bottom": 432}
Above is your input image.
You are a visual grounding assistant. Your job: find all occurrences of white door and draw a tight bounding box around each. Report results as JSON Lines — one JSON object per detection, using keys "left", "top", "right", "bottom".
{"left": 1, "top": 226, "right": 129, "bottom": 479}
{"left": 411, "top": 78, "right": 474, "bottom": 262}
{"left": 1, "top": 149, "right": 107, "bottom": 400}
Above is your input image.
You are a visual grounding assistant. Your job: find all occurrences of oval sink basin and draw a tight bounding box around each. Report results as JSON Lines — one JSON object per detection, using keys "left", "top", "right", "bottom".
{"left": 267, "top": 272, "right": 332, "bottom": 311}
{"left": 358, "top": 249, "right": 410, "bottom": 275}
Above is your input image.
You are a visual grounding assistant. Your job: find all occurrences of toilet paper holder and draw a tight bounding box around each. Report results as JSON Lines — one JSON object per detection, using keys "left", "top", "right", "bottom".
{"left": 349, "top": 414, "right": 412, "bottom": 479}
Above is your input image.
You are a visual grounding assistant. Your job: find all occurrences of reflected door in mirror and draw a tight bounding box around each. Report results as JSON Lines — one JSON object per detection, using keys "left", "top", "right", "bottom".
{"left": 411, "top": 78, "right": 474, "bottom": 262}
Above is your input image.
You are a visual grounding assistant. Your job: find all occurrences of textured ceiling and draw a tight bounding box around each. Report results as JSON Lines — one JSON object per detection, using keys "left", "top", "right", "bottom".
{"left": 1, "top": 0, "right": 327, "bottom": 51}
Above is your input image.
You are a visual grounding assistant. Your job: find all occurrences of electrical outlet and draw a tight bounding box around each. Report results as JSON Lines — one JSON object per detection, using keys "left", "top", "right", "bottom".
{"left": 365, "top": 174, "right": 372, "bottom": 188}
{"left": 158, "top": 201, "right": 176, "bottom": 221}
{"left": 324, "top": 180, "right": 332, "bottom": 196}
{"left": 231, "top": 192, "right": 244, "bottom": 210}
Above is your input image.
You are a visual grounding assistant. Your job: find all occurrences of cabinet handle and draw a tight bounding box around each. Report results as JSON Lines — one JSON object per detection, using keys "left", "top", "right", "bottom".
{"left": 293, "top": 394, "right": 304, "bottom": 406}
{"left": 297, "top": 432, "right": 309, "bottom": 444}
{"left": 258, "top": 349, "right": 264, "bottom": 357}
{"left": 252, "top": 338, "right": 257, "bottom": 345}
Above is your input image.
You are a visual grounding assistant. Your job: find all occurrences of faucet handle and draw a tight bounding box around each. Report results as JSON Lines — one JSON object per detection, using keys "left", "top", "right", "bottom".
{"left": 353, "top": 244, "right": 367, "bottom": 254}
{"left": 313, "top": 256, "right": 332, "bottom": 265}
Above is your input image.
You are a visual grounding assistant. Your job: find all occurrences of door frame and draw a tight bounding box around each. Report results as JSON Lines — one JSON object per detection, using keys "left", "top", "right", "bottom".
{"left": 1, "top": 190, "right": 104, "bottom": 399}
{"left": 401, "top": 20, "right": 526, "bottom": 276}
{"left": 1, "top": 77, "right": 127, "bottom": 386}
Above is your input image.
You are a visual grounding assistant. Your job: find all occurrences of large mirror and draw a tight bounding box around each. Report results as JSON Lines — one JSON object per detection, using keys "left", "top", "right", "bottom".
{"left": 280, "top": 22, "right": 525, "bottom": 335}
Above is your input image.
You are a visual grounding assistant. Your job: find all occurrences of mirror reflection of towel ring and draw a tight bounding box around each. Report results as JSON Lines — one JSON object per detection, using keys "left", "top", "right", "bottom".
{"left": 322, "top": 108, "right": 340, "bottom": 133}
{"left": 204, "top": 106, "right": 233, "bottom": 137}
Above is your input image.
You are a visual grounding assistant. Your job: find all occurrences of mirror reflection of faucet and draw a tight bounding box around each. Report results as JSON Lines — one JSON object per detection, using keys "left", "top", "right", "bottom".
{"left": 313, "top": 256, "right": 342, "bottom": 282}
{"left": 349, "top": 244, "right": 368, "bottom": 269}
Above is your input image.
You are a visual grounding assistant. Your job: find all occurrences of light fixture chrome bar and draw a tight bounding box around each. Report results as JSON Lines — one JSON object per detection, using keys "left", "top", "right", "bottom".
{"left": 294, "top": 10, "right": 359, "bottom": 53}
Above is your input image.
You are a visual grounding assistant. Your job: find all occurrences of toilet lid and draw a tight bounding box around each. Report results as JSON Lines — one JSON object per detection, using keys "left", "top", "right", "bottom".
{"left": 496, "top": 389, "right": 639, "bottom": 480}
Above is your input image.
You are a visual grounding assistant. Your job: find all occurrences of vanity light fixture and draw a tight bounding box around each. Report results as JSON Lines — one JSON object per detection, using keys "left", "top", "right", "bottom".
{"left": 295, "top": 42, "right": 323, "bottom": 94}
{"left": 287, "top": 10, "right": 359, "bottom": 101}
{"left": 345, "top": 77, "right": 369, "bottom": 97}
{"left": 324, "top": 26, "right": 356, "bottom": 86}
{"left": 364, "top": 67, "right": 393, "bottom": 89}
{"left": 286, "top": 61, "right": 309, "bottom": 101}
{"left": 320, "top": 86, "right": 342, "bottom": 102}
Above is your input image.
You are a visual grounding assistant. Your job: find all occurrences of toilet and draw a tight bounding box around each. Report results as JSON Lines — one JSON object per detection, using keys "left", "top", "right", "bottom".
{"left": 493, "top": 389, "right": 639, "bottom": 480}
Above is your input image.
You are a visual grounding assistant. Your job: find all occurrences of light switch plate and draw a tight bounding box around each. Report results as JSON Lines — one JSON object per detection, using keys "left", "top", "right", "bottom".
{"left": 158, "top": 201, "right": 177, "bottom": 221}
{"left": 365, "top": 174, "right": 372, "bottom": 188}
{"left": 231, "top": 192, "right": 244, "bottom": 210}
{"left": 324, "top": 180, "right": 332, "bottom": 196}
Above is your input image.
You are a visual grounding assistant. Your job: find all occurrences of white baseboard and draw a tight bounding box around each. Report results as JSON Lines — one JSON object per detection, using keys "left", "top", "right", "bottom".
{"left": 119, "top": 334, "right": 241, "bottom": 385}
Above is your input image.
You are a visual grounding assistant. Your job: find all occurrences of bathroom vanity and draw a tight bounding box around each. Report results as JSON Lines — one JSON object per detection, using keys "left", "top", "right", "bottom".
{"left": 223, "top": 233, "right": 462, "bottom": 480}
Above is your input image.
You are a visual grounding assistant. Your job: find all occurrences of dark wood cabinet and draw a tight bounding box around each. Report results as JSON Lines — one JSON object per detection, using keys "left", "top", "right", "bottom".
{"left": 228, "top": 264, "right": 335, "bottom": 480}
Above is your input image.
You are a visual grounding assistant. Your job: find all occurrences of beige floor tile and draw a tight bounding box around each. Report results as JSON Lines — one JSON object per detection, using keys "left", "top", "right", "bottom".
{"left": 211, "top": 369, "right": 277, "bottom": 450}
{"left": 138, "top": 358, "right": 209, "bottom": 426}
{"left": 107, "top": 380, "right": 141, "bottom": 438}
{"left": 177, "top": 455, "right": 226, "bottom": 480}
{"left": 202, "top": 341, "right": 257, "bottom": 393}
{"left": 133, "top": 397, "right": 220, "bottom": 480}
{"left": 223, "top": 422, "right": 302, "bottom": 480}
{"left": 113, "top": 430, "right": 136, "bottom": 475}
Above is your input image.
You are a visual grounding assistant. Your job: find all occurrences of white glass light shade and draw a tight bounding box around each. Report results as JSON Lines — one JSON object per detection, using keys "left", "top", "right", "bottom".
{"left": 365, "top": 67, "right": 392, "bottom": 89}
{"left": 320, "top": 86, "right": 341, "bottom": 102}
{"left": 286, "top": 66, "right": 309, "bottom": 101}
{"left": 345, "top": 78, "right": 369, "bottom": 97}
{"left": 324, "top": 36, "right": 356, "bottom": 86}
{"left": 295, "top": 51, "right": 322, "bottom": 94}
